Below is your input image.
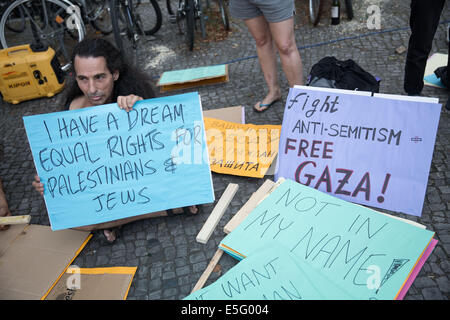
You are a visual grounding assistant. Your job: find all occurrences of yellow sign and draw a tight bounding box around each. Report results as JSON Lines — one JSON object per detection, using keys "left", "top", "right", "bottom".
{"left": 204, "top": 117, "right": 281, "bottom": 178}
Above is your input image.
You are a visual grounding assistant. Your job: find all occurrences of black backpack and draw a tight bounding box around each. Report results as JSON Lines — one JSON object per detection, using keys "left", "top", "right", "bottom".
{"left": 434, "top": 66, "right": 449, "bottom": 89}
{"left": 306, "top": 56, "right": 380, "bottom": 93}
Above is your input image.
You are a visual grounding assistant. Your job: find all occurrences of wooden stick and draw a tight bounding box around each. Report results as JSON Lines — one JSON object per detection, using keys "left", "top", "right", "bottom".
{"left": 191, "top": 248, "right": 224, "bottom": 293}
{"left": 0, "top": 215, "right": 31, "bottom": 225}
{"left": 196, "top": 183, "right": 239, "bottom": 244}
{"left": 223, "top": 180, "right": 275, "bottom": 234}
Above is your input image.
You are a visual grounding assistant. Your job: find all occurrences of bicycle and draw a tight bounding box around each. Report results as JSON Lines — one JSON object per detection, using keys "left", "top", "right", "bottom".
{"left": 108, "top": 0, "right": 162, "bottom": 61}
{"left": 75, "top": 0, "right": 113, "bottom": 35}
{"left": 176, "top": 0, "right": 207, "bottom": 51}
{"left": 0, "top": 0, "right": 112, "bottom": 70}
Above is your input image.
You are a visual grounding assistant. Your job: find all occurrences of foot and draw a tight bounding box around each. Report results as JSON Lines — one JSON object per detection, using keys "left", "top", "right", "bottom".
{"left": 103, "top": 229, "right": 118, "bottom": 243}
{"left": 254, "top": 90, "right": 282, "bottom": 112}
{"left": 166, "top": 205, "right": 199, "bottom": 216}
{"left": 187, "top": 205, "right": 199, "bottom": 214}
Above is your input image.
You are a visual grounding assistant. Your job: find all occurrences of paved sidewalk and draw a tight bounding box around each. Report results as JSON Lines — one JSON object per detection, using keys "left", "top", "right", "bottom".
{"left": 0, "top": 0, "right": 449, "bottom": 300}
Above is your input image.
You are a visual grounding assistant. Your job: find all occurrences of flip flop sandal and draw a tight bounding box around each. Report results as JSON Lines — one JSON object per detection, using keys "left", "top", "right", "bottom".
{"left": 253, "top": 99, "right": 280, "bottom": 113}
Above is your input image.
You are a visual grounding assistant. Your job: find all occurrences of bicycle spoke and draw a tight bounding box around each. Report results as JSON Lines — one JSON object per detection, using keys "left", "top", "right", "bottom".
{"left": 21, "top": 4, "right": 44, "bottom": 35}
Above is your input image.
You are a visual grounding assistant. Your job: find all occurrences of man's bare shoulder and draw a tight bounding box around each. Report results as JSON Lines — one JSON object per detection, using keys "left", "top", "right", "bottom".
{"left": 69, "top": 96, "right": 89, "bottom": 110}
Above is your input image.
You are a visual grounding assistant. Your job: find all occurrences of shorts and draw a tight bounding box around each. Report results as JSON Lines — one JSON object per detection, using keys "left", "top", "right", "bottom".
{"left": 229, "top": 0, "right": 295, "bottom": 23}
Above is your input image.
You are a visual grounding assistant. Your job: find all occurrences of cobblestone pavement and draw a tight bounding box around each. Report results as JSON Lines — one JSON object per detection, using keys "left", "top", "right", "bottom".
{"left": 0, "top": 0, "right": 449, "bottom": 300}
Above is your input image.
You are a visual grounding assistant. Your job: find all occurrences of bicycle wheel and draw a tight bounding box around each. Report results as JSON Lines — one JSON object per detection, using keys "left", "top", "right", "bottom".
{"left": 176, "top": 0, "right": 194, "bottom": 50}
{"left": 134, "top": 0, "right": 162, "bottom": 35}
{"left": 308, "top": 0, "right": 323, "bottom": 26}
{"left": 87, "top": 0, "right": 113, "bottom": 34}
{"left": 110, "top": 0, "right": 140, "bottom": 65}
{"left": 217, "top": 0, "right": 229, "bottom": 31}
{"left": 0, "top": 0, "right": 85, "bottom": 69}
{"left": 344, "top": 0, "right": 353, "bottom": 20}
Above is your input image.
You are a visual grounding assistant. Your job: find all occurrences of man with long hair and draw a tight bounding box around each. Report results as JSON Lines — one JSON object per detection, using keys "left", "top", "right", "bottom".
{"left": 32, "top": 38, "right": 198, "bottom": 242}
{"left": 64, "top": 38, "right": 155, "bottom": 110}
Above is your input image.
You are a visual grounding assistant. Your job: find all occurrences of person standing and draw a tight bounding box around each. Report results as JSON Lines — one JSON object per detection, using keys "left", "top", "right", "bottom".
{"left": 404, "top": 0, "right": 448, "bottom": 103}
{"left": 230, "top": 0, "right": 304, "bottom": 112}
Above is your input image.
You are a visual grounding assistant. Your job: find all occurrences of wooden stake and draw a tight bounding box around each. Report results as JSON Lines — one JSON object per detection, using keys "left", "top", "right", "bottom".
{"left": 0, "top": 215, "right": 31, "bottom": 225}
{"left": 196, "top": 183, "right": 239, "bottom": 244}
{"left": 223, "top": 179, "right": 275, "bottom": 234}
{"left": 191, "top": 248, "right": 224, "bottom": 293}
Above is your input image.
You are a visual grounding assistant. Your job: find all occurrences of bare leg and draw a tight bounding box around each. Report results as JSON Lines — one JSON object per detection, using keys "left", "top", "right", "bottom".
{"left": 269, "top": 17, "right": 304, "bottom": 87}
{"left": 244, "top": 16, "right": 282, "bottom": 111}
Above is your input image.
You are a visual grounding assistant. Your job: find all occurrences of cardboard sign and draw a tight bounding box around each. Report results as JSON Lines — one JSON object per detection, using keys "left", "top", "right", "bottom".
{"left": 275, "top": 86, "right": 441, "bottom": 216}
{"left": 0, "top": 224, "right": 91, "bottom": 299}
{"left": 220, "top": 179, "right": 435, "bottom": 300}
{"left": 203, "top": 106, "right": 245, "bottom": 124}
{"left": 23, "top": 92, "right": 214, "bottom": 230}
{"left": 157, "top": 65, "right": 229, "bottom": 92}
{"left": 204, "top": 118, "right": 281, "bottom": 178}
{"left": 45, "top": 267, "right": 137, "bottom": 300}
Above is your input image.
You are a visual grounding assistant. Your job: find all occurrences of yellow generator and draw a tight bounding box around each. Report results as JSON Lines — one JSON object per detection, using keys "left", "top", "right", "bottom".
{"left": 0, "top": 44, "right": 65, "bottom": 104}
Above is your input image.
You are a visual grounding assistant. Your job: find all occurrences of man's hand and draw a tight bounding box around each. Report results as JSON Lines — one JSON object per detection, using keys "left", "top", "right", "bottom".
{"left": 32, "top": 175, "right": 44, "bottom": 196}
{"left": 117, "top": 94, "right": 143, "bottom": 112}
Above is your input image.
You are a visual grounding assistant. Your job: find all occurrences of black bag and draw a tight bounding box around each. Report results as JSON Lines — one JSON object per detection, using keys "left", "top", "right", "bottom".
{"left": 434, "top": 66, "right": 449, "bottom": 89}
{"left": 306, "top": 56, "right": 380, "bottom": 93}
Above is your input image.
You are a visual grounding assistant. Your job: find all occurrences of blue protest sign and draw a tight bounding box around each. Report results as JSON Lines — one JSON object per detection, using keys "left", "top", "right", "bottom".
{"left": 23, "top": 92, "right": 214, "bottom": 230}
{"left": 275, "top": 86, "right": 441, "bottom": 216}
